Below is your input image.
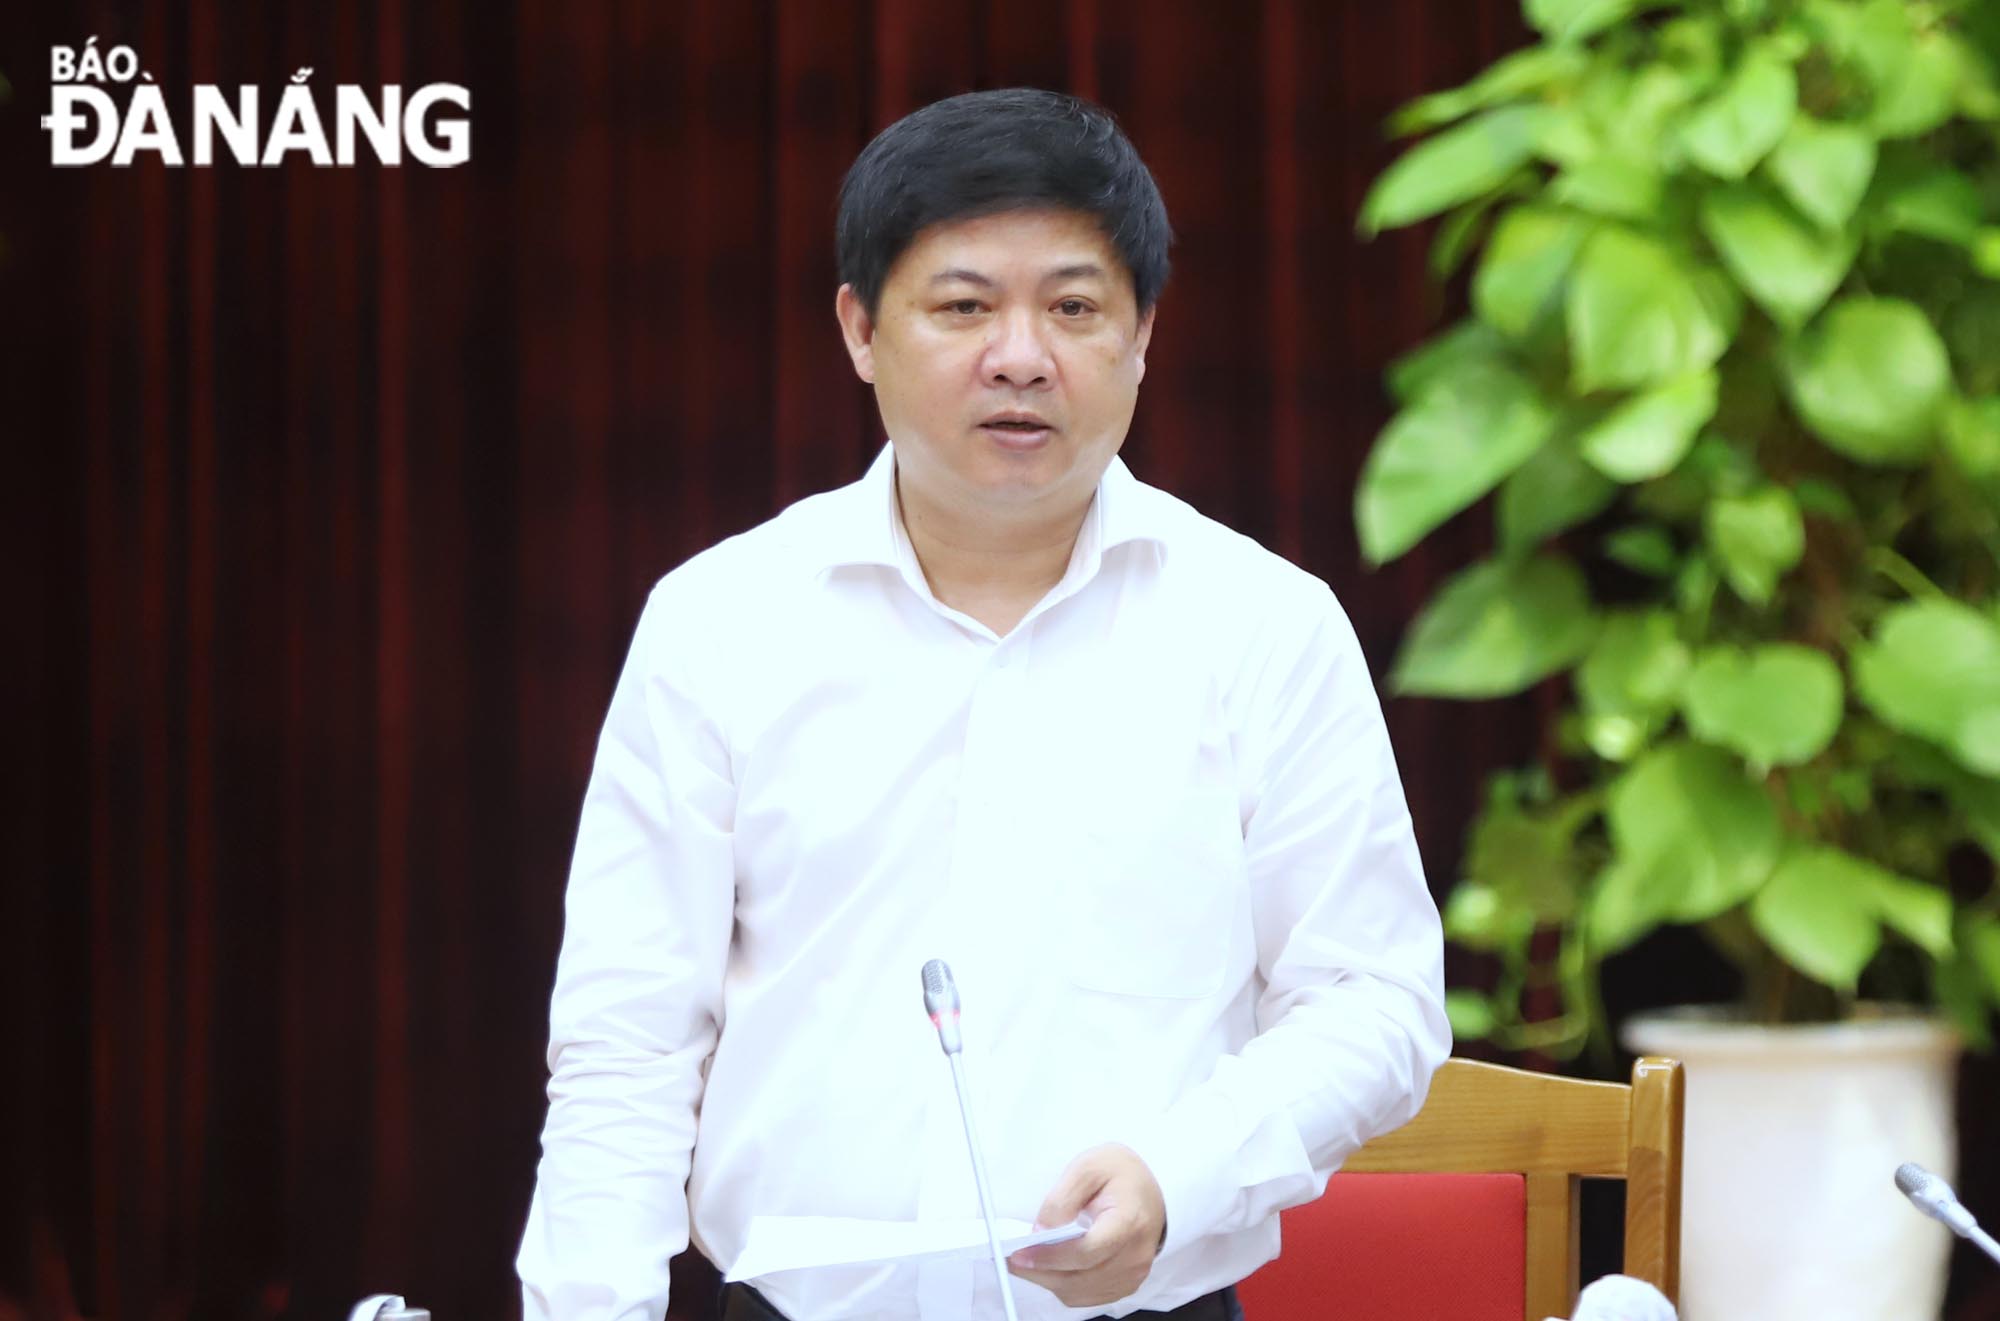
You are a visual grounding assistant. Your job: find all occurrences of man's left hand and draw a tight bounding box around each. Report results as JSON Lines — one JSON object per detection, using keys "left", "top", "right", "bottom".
{"left": 1006, "top": 1143, "right": 1166, "bottom": 1309}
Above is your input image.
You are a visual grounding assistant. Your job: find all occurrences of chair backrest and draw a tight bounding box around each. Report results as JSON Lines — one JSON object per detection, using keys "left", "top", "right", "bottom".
{"left": 1234, "top": 1056, "right": 1684, "bottom": 1321}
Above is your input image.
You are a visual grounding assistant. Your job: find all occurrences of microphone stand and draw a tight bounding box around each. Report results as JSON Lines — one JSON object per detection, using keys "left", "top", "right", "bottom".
{"left": 923, "top": 959, "right": 1022, "bottom": 1321}
{"left": 949, "top": 1050, "right": 1022, "bottom": 1321}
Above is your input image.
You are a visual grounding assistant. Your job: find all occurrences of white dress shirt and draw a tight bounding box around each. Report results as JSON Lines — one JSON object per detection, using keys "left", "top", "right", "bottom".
{"left": 517, "top": 441, "right": 1450, "bottom": 1321}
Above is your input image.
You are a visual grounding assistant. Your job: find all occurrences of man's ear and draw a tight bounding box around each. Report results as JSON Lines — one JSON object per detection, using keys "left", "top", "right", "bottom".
{"left": 835, "top": 283, "right": 877, "bottom": 384}
{"left": 1134, "top": 305, "right": 1156, "bottom": 384}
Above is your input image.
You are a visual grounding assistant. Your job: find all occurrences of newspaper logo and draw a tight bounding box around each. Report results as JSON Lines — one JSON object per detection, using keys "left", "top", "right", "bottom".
{"left": 44, "top": 37, "right": 471, "bottom": 167}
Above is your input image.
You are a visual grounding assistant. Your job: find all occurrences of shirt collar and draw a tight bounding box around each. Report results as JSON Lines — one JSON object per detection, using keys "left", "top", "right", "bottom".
{"left": 810, "top": 440, "right": 1176, "bottom": 576}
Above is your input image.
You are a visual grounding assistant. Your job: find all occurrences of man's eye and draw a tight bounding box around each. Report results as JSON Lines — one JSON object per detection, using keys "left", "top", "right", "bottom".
{"left": 945, "top": 299, "right": 983, "bottom": 315}
{"left": 1056, "top": 299, "right": 1092, "bottom": 317}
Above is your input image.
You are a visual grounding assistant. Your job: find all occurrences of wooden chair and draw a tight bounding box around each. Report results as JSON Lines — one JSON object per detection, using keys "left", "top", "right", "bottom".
{"left": 1234, "top": 1056, "right": 1684, "bottom": 1321}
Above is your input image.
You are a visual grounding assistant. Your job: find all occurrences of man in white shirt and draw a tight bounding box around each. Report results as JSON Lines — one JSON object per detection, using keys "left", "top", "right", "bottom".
{"left": 517, "top": 88, "right": 1450, "bottom": 1321}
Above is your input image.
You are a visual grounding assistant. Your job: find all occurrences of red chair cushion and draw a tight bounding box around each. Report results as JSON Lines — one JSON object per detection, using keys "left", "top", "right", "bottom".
{"left": 1234, "top": 1172, "right": 1527, "bottom": 1321}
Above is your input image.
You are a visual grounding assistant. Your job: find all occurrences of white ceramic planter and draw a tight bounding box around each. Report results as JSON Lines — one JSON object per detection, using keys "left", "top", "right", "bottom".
{"left": 1623, "top": 1008, "right": 1960, "bottom": 1321}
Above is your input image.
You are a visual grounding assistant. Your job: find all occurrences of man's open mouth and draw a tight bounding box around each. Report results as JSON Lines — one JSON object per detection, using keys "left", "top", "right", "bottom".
{"left": 980, "top": 415, "right": 1052, "bottom": 434}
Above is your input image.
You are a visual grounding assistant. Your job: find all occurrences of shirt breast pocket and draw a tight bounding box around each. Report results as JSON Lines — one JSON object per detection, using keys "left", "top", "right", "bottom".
{"left": 1065, "top": 787, "right": 1246, "bottom": 1000}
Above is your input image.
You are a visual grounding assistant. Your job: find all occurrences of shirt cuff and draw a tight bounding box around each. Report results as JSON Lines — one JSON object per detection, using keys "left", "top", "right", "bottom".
{"left": 1119, "top": 1085, "right": 1242, "bottom": 1258}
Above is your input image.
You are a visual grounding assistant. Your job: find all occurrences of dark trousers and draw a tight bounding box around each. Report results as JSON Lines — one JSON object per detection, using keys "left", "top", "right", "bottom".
{"left": 719, "top": 1281, "right": 1244, "bottom": 1321}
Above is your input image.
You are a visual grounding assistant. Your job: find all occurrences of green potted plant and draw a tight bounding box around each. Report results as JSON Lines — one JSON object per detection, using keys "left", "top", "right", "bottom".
{"left": 1354, "top": 0, "right": 2000, "bottom": 1314}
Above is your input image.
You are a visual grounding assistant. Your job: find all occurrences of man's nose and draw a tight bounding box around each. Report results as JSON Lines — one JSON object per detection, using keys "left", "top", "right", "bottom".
{"left": 983, "top": 307, "right": 1055, "bottom": 389}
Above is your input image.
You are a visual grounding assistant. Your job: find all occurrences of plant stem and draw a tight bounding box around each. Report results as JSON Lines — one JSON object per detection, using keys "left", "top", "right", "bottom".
{"left": 1762, "top": 958, "right": 1793, "bottom": 1025}
{"left": 1867, "top": 546, "right": 1945, "bottom": 603}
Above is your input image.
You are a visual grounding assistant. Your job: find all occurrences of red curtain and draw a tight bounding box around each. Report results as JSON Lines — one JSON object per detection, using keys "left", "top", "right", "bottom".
{"left": 6, "top": 2, "right": 1996, "bottom": 1320}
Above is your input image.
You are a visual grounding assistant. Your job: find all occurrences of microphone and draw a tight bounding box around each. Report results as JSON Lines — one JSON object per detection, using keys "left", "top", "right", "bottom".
{"left": 1896, "top": 1163, "right": 2000, "bottom": 1266}
{"left": 920, "top": 959, "right": 1021, "bottom": 1321}
{"left": 922, "top": 957, "right": 963, "bottom": 1054}
{"left": 1558, "top": 1274, "right": 1677, "bottom": 1320}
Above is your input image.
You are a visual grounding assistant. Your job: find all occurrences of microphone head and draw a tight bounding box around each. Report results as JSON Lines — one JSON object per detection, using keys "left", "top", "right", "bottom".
{"left": 921, "top": 959, "right": 962, "bottom": 1054}
{"left": 1568, "top": 1274, "right": 1677, "bottom": 1320}
{"left": 921, "top": 959, "right": 960, "bottom": 1016}
{"left": 1896, "top": 1161, "right": 1977, "bottom": 1236}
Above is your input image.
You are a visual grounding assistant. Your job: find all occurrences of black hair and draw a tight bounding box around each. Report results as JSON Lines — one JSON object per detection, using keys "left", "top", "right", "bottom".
{"left": 836, "top": 88, "right": 1173, "bottom": 318}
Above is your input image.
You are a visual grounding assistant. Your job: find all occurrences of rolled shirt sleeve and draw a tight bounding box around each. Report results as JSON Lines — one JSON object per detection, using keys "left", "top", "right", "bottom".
{"left": 1124, "top": 586, "right": 1451, "bottom": 1256}
{"left": 517, "top": 583, "right": 739, "bottom": 1321}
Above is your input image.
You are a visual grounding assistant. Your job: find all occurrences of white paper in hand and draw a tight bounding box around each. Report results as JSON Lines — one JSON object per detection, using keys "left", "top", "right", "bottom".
{"left": 726, "top": 1215, "right": 1090, "bottom": 1282}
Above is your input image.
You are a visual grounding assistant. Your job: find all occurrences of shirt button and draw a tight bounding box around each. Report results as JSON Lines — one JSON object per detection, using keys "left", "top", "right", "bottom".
{"left": 995, "top": 649, "right": 1016, "bottom": 669}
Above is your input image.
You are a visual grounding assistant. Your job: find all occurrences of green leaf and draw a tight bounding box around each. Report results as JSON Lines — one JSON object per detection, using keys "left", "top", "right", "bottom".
{"left": 1805, "top": 0, "right": 1869, "bottom": 73}
{"left": 1444, "top": 882, "right": 1523, "bottom": 950}
{"left": 1584, "top": 610, "right": 1691, "bottom": 713}
{"left": 1605, "top": 524, "right": 1679, "bottom": 577}
{"left": 1970, "top": 913, "right": 2000, "bottom": 1001}
{"left": 1937, "top": 940, "right": 1995, "bottom": 1050}
{"left": 1567, "top": 228, "right": 1736, "bottom": 391}
{"left": 1525, "top": 0, "right": 1642, "bottom": 42}
{"left": 1534, "top": 105, "right": 1600, "bottom": 169}
{"left": 1873, "top": 164, "right": 1984, "bottom": 246}
{"left": 1699, "top": 182, "right": 1857, "bottom": 330}
{"left": 1842, "top": 0, "right": 1917, "bottom": 90}
{"left": 1680, "top": 644, "right": 1844, "bottom": 767}
{"left": 1445, "top": 988, "right": 1499, "bottom": 1038}
{"left": 1704, "top": 486, "right": 1804, "bottom": 605}
{"left": 1938, "top": 909, "right": 2000, "bottom": 1047}
{"left": 1588, "top": 854, "right": 1671, "bottom": 954}
{"left": 1940, "top": 766, "right": 2000, "bottom": 862}
{"left": 1474, "top": 206, "right": 1595, "bottom": 339}
{"left": 1658, "top": 11, "right": 1726, "bottom": 71}
{"left": 1959, "top": 28, "right": 2000, "bottom": 121}
{"left": 1497, "top": 440, "right": 1619, "bottom": 551}
{"left": 1578, "top": 609, "right": 1691, "bottom": 760}
{"left": 1872, "top": 29, "right": 1962, "bottom": 138}
{"left": 1866, "top": 869, "right": 1954, "bottom": 959}
{"left": 1942, "top": 396, "right": 2000, "bottom": 481}
{"left": 1684, "top": 426, "right": 1761, "bottom": 497}
{"left": 1578, "top": 371, "right": 1719, "bottom": 482}
{"left": 1766, "top": 115, "right": 1878, "bottom": 230}
{"left": 1465, "top": 792, "right": 1595, "bottom": 924}
{"left": 1360, "top": 106, "right": 1550, "bottom": 236}
{"left": 1358, "top": 362, "right": 1557, "bottom": 564}
{"left": 1829, "top": 765, "right": 1873, "bottom": 814}
{"left": 1681, "top": 45, "right": 1798, "bottom": 180}
{"left": 1783, "top": 297, "right": 1950, "bottom": 466}
{"left": 1964, "top": 300, "right": 2000, "bottom": 386}
{"left": 1793, "top": 476, "right": 1859, "bottom": 522}
{"left": 1388, "top": 321, "right": 1509, "bottom": 405}
{"left": 1976, "top": 228, "right": 2000, "bottom": 280}
{"left": 1852, "top": 599, "right": 2000, "bottom": 775}
{"left": 1392, "top": 43, "right": 1590, "bottom": 135}
{"left": 1431, "top": 197, "right": 1500, "bottom": 282}
{"left": 1750, "top": 845, "right": 1883, "bottom": 990}
{"left": 1674, "top": 557, "right": 1720, "bottom": 624}
{"left": 1610, "top": 743, "right": 1785, "bottom": 915}
{"left": 1391, "top": 555, "right": 1598, "bottom": 698}
{"left": 1591, "top": 740, "right": 1784, "bottom": 952}
{"left": 1550, "top": 156, "right": 1665, "bottom": 220}
{"left": 1580, "top": 62, "right": 1705, "bottom": 165}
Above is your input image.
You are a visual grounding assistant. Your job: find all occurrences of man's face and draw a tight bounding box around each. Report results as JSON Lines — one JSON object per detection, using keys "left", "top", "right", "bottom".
{"left": 835, "top": 207, "right": 1155, "bottom": 524}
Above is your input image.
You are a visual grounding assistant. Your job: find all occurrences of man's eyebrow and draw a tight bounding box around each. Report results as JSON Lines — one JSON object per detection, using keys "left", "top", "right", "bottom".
{"left": 925, "top": 263, "right": 1109, "bottom": 286}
